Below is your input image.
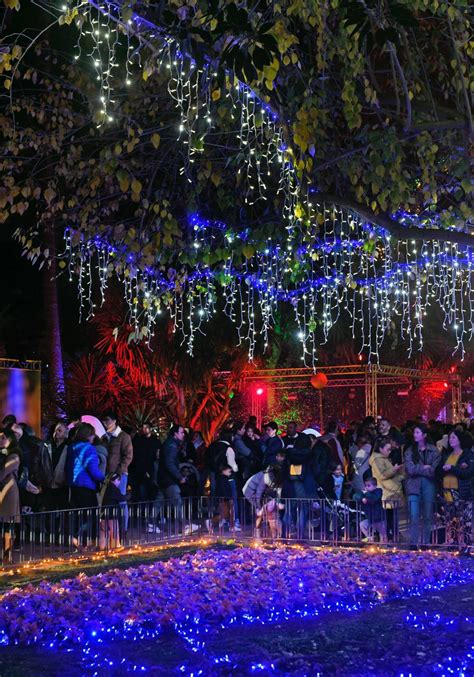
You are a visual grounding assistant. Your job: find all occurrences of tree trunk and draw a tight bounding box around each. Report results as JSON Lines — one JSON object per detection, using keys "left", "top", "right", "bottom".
{"left": 42, "top": 224, "right": 66, "bottom": 419}
{"left": 189, "top": 389, "right": 212, "bottom": 430}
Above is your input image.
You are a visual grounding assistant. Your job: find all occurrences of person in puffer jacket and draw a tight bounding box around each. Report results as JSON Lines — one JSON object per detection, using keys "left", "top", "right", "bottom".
{"left": 243, "top": 465, "right": 282, "bottom": 538}
{"left": 66, "top": 423, "right": 105, "bottom": 549}
{"left": 243, "top": 467, "right": 277, "bottom": 509}
{"left": 66, "top": 423, "right": 105, "bottom": 507}
{"left": 369, "top": 437, "right": 404, "bottom": 541}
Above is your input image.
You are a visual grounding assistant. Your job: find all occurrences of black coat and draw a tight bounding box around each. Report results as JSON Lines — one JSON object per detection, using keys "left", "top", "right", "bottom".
{"left": 281, "top": 445, "right": 318, "bottom": 499}
{"left": 242, "top": 435, "right": 264, "bottom": 474}
{"left": 311, "top": 441, "right": 332, "bottom": 487}
{"left": 100, "top": 482, "right": 125, "bottom": 519}
{"left": 130, "top": 434, "right": 160, "bottom": 482}
{"left": 19, "top": 435, "right": 53, "bottom": 490}
{"left": 438, "top": 448, "right": 474, "bottom": 500}
{"left": 355, "top": 488, "right": 384, "bottom": 524}
{"left": 102, "top": 482, "right": 125, "bottom": 507}
{"left": 159, "top": 437, "right": 182, "bottom": 488}
{"left": 262, "top": 436, "right": 284, "bottom": 466}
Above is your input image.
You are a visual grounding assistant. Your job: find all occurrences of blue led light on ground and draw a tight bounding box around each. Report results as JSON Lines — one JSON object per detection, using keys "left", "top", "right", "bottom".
{"left": 1, "top": 546, "right": 472, "bottom": 674}
{"left": 405, "top": 610, "right": 474, "bottom": 629}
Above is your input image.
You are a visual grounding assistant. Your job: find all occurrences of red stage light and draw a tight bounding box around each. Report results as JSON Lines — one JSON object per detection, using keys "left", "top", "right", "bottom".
{"left": 256, "top": 387, "right": 264, "bottom": 396}
{"left": 443, "top": 382, "right": 449, "bottom": 389}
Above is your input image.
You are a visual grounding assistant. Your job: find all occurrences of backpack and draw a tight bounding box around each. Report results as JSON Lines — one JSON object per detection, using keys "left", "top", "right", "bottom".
{"left": 206, "top": 440, "right": 230, "bottom": 472}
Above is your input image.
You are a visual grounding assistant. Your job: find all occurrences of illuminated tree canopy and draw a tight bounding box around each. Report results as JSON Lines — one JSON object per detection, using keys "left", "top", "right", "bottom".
{"left": 0, "top": 0, "right": 472, "bottom": 364}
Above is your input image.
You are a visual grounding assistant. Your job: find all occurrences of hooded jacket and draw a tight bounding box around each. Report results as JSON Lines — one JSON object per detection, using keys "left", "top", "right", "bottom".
{"left": 369, "top": 452, "right": 404, "bottom": 506}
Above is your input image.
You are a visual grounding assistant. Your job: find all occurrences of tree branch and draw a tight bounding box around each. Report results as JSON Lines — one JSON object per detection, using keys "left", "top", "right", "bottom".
{"left": 408, "top": 120, "right": 466, "bottom": 132}
{"left": 387, "top": 42, "right": 412, "bottom": 131}
{"left": 408, "top": 28, "right": 439, "bottom": 122}
{"left": 314, "top": 121, "right": 465, "bottom": 172}
{"left": 316, "top": 193, "right": 474, "bottom": 247}
{"left": 447, "top": 15, "right": 473, "bottom": 137}
{"left": 389, "top": 49, "right": 401, "bottom": 118}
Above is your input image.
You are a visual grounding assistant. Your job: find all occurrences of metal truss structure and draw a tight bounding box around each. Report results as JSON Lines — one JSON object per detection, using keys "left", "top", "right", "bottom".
{"left": 237, "top": 364, "right": 463, "bottom": 421}
{"left": 0, "top": 358, "right": 42, "bottom": 371}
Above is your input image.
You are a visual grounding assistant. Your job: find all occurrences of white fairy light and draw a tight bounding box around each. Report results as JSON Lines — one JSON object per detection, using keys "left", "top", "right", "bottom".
{"left": 56, "top": 1, "right": 474, "bottom": 364}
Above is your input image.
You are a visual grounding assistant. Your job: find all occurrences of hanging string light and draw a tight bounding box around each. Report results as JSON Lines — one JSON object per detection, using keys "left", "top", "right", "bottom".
{"left": 46, "top": 1, "right": 474, "bottom": 366}
{"left": 62, "top": 198, "right": 474, "bottom": 368}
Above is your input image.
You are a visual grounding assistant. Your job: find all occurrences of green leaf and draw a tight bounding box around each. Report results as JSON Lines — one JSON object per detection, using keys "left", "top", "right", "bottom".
{"left": 390, "top": 4, "right": 418, "bottom": 28}
{"left": 253, "top": 46, "right": 272, "bottom": 70}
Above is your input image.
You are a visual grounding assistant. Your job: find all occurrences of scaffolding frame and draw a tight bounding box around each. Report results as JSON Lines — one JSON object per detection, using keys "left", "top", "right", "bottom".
{"left": 237, "top": 364, "right": 463, "bottom": 422}
{"left": 0, "top": 358, "right": 42, "bottom": 371}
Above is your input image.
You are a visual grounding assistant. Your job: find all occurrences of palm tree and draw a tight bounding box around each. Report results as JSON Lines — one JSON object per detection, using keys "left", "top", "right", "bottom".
{"left": 42, "top": 223, "right": 66, "bottom": 419}
{"left": 78, "top": 286, "right": 250, "bottom": 439}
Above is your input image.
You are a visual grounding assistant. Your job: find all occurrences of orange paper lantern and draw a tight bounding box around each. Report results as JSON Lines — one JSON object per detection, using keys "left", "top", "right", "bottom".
{"left": 310, "top": 372, "right": 328, "bottom": 389}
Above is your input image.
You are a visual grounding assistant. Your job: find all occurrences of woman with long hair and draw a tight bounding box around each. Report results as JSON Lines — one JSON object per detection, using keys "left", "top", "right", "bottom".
{"left": 0, "top": 430, "right": 22, "bottom": 561}
{"left": 369, "top": 437, "right": 405, "bottom": 541}
{"left": 439, "top": 429, "right": 473, "bottom": 549}
{"left": 405, "top": 424, "right": 440, "bottom": 546}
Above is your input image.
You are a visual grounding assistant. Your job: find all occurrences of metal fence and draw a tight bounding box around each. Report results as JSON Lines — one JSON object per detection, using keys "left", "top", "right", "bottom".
{"left": 1, "top": 496, "right": 472, "bottom": 566}
{"left": 198, "top": 496, "right": 473, "bottom": 549}
{"left": 0, "top": 497, "right": 201, "bottom": 566}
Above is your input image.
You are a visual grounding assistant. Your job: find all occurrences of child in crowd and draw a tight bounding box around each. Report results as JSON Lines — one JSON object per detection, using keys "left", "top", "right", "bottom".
{"left": 256, "top": 466, "right": 283, "bottom": 539}
{"left": 243, "top": 465, "right": 283, "bottom": 538}
{"left": 213, "top": 464, "right": 239, "bottom": 531}
{"left": 256, "top": 496, "right": 282, "bottom": 538}
{"left": 329, "top": 463, "right": 346, "bottom": 501}
{"left": 275, "top": 450, "right": 287, "bottom": 467}
{"left": 359, "top": 477, "right": 387, "bottom": 543}
{"left": 99, "top": 472, "right": 124, "bottom": 550}
{"left": 350, "top": 435, "right": 372, "bottom": 494}
{"left": 321, "top": 463, "right": 350, "bottom": 538}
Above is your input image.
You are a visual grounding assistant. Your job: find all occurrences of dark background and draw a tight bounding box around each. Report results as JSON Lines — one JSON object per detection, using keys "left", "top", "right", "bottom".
{"left": 0, "top": 224, "right": 84, "bottom": 362}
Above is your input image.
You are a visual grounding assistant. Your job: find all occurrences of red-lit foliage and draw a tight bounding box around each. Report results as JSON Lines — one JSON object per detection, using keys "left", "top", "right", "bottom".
{"left": 65, "top": 288, "right": 249, "bottom": 441}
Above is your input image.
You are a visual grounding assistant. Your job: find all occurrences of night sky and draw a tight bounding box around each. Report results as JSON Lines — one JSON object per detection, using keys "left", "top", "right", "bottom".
{"left": 0, "top": 222, "right": 84, "bottom": 362}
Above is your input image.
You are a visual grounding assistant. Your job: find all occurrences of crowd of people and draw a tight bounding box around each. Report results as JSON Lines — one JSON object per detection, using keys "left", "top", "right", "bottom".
{"left": 0, "top": 409, "right": 473, "bottom": 560}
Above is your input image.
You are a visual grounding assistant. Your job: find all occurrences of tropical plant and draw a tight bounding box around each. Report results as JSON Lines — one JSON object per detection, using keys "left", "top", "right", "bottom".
{"left": 64, "top": 285, "right": 249, "bottom": 439}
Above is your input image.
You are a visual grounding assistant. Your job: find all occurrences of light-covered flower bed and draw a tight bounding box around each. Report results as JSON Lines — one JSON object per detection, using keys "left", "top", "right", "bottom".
{"left": 0, "top": 546, "right": 468, "bottom": 649}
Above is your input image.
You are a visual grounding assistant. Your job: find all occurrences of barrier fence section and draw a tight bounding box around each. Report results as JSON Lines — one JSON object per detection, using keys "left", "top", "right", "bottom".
{"left": 1, "top": 496, "right": 472, "bottom": 565}
{"left": 198, "top": 497, "right": 472, "bottom": 548}
{"left": 0, "top": 497, "right": 201, "bottom": 566}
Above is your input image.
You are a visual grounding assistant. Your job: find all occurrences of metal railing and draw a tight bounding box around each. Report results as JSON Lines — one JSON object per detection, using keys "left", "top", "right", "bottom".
{"left": 0, "top": 497, "right": 201, "bottom": 566}
{"left": 1, "top": 496, "right": 472, "bottom": 566}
